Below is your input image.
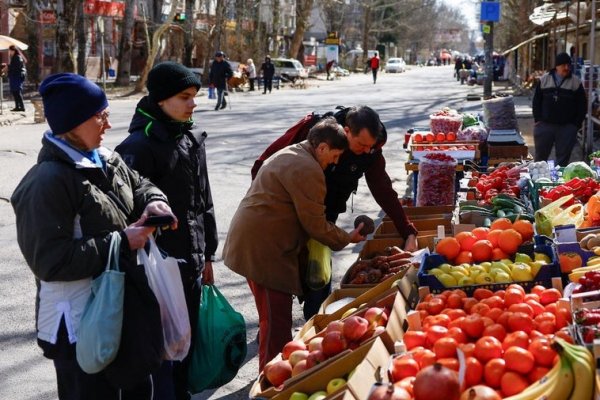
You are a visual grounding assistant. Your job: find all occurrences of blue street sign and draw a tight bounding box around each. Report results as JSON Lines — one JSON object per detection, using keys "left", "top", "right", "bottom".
{"left": 481, "top": 2, "right": 500, "bottom": 22}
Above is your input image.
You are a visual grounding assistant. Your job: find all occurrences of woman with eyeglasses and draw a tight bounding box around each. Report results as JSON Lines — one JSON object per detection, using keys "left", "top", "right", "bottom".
{"left": 11, "top": 73, "right": 176, "bottom": 399}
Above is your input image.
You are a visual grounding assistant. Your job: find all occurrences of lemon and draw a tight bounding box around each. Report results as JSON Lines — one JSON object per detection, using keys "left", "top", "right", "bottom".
{"left": 480, "top": 262, "right": 492, "bottom": 272}
{"left": 437, "top": 273, "right": 458, "bottom": 287}
{"left": 491, "top": 261, "right": 511, "bottom": 275}
{"left": 511, "top": 264, "right": 533, "bottom": 282}
{"left": 428, "top": 268, "right": 445, "bottom": 277}
{"left": 528, "top": 261, "right": 544, "bottom": 277}
{"left": 450, "top": 271, "right": 467, "bottom": 282}
{"left": 469, "top": 265, "right": 486, "bottom": 274}
{"left": 458, "top": 276, "right": 475, "bottom": 286}
{"left": 439, "top": 263, "right": 452, "bottom": 273}
{"left": 494, "top": 271, "right": 512, "bottom": 283}
{"left": 451, "top": 265, "right": 470, "bottom": 276}
{"left": 534, "top": 253, "right": 551, "bottom": 263}
{"left": 514, "top": 253, "right": 533, "bottom": 263}
{"left": 475, "top": 273, "right": 494, "bottom": 284}
{"left": 469, "top": 270, "right": 482, "bottom": 281}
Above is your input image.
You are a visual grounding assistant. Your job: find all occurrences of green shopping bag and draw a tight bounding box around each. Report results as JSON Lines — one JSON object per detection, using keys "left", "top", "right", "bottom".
{"left": 188, "top": 285, "right": 247, "bottom": 393}
{"left": 305, "top": 239, "right": 332, "bottom": 290}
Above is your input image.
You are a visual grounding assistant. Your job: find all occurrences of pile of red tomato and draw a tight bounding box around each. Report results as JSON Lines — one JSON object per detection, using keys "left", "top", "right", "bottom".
{"left": 390, "top": 284, "right": 572, "bottom": 398}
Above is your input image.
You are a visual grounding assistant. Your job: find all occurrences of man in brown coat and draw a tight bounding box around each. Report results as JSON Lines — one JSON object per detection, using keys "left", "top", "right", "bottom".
{"left": 222, "top": 118, "right": 365, "bottom": 371}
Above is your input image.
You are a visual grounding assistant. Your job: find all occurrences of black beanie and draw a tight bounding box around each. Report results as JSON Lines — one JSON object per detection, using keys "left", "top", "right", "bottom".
{"left": 555, "top": 52, "right": 572, "bottom": 67}
{"left": 39, "top": 73, "right": 108, "bottom": 135}
{"left": 147, "top": 62, "right": 201, "bottom": 102}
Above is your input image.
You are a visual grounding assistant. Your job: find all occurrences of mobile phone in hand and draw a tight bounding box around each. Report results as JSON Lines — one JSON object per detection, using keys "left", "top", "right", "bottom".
{"left": 142, "top": 215, "right": 174, "bottom": 227}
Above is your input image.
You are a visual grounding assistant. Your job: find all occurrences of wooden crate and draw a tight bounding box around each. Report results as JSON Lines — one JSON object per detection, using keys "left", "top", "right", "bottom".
{"left": 487, "top": 144, "right": 529, "bottom": 159}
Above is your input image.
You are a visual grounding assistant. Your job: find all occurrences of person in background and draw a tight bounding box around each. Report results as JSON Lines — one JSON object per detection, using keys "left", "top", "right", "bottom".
{"left": 11, "top": 73, "right": 176, "bottom": 400}
{"left": 208, "top": 51, "right": 232, "bottom": 111}
{"left": 369, "top": 52, "right": 380, "bottom": 84}
{"left": 454, "top": 57, "right": 462, "bottom": 81}
{"left": 115, "top": 61, "right": 218, "bottom": 400}
{"left": 7, "top": 45, "right": 27, "bottom": 111}
{"left": 532, "top": 52, "right": 587, "bottom": 166}
{"left": 326, "top": 59, "right": 335, "bottom": 81}
{"left": 251, "top": 106, "right": 418, "bottom": 320}
{"left": 246, "top": 58, "right": 257, "bottom": 91}
{"left": 260, "top": 56, "right": 275, "bottom": 94}
{"left": 223, "top": 118, "right": 365, "bottom": 372}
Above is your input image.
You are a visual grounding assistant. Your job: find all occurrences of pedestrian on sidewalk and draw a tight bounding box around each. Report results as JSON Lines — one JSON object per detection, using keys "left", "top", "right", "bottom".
{"left": 246, "top": 58, "right": 256, "bottom": 91}
{"left": 115, "top": 61, "right": 218, "bottom": 400}
{"left": 6, "top": 45, "right": 27, "bottom": 111}
{"left": 11, "top": 72, "right": 176, "bottom": 400}
{"left": 223, "top": 118, "right": 366, "bottom": 372}
{"left": 209, "top": 51, "right": 232, "bottom": 110}
{"left": 369, "top": 52, "right": 380, "bottom": 84}
{"left": 532, "top": 52, "right": 587, "bottom": 166}
{"left": 260, "top": 56, "right": 275, "bottom": 94}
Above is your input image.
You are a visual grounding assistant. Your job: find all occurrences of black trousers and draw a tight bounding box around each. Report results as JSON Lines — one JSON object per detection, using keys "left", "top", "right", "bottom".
{"left": 249, "top": 78, "right": 255, "bottom": 91}
{"left": 263, "top": 78, "right": 272, "bottom": 93}
{"left": 11, "top": 90, "right": 24, "bottom": 110}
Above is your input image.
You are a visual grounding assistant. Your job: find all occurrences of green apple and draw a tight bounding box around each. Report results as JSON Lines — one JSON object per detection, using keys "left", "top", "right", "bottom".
{"left": 437, "top": 273, "right": 458, "bottom": 287}
{"left": 494, "top": 271, "right": 512, "bottom": 283}
{"left": 307, "top": 390, "right": 328, "bottom": 400}
{"left": 326, "top": 377, "right": 347, "bottom": 394}
{"left": 289, "top": 392, "right": 309, "bottom": 400}
{"left": 514, "top": 253, "right": 532, "bottom": 263}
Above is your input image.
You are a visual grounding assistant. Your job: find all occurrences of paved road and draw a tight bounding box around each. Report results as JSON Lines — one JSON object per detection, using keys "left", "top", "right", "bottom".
{"left": 0, "top": 65, "right": 482, "bottom": 399}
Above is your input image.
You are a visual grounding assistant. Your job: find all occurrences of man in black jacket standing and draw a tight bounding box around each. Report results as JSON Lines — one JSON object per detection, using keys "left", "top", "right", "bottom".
{"left": 116, "top": 61, "right": 218, "bottom": 400}
{"left": 260, "top": 56, "right": 275, "bottom": 94}
{"left": 209, "top": 51, "right": 233, "bottom": 110}
{"left": 532, "top": 52, "right": 587, "bottom": 166}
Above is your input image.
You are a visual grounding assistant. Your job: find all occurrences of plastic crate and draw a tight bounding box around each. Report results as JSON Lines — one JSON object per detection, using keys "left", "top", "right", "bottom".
{"left": 417, "top": 236, "right": 560, "bottom": 295}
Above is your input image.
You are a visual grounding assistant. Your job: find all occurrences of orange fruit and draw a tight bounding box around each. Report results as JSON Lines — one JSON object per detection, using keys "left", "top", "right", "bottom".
{"left": 504, "top": 346, "right": 535, "bottom": 374}
{"left": 436, "top": 237, "right": 461, "bottom": 260}
{"left": 501, "top": 371, "right": 529, "bottom": 397}
{"left": 487, "top": 229, "right": 502, "bottom": 247}
{"left": 472, "top": 227, "right": 490, "bottom": 240}
{"left": 490, "top": 218, "right": 513, "bottom": 231}
{"left": 455, "top": 231, "right": 478, "bottom": 251}
{"left": 491, "top": 247, "right": 509, "bottom": 260}
{"left": 497, "top": 229, "right": 523, "bottom": 255}
{"left": 512, "top": 220, "right": 534, "bottom": 242}
{"left": 471, "top": 240, "right": 494, "bottom": 262}
{"left": 454, "top": 250, "right": 473, "bottom": 264}
{"left": 558, "top": 252, "right": 583, "bottom": 274}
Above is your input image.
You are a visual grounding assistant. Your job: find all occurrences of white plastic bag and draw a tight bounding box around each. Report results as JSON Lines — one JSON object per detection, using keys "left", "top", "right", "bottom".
{"left": 138, "top": 237, "right": 191, "bottom": 361}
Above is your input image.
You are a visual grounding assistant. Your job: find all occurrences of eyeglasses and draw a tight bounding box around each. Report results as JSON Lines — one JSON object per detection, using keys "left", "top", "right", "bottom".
{"left": 96, "top": 110, "right": 110, "bottom": 125}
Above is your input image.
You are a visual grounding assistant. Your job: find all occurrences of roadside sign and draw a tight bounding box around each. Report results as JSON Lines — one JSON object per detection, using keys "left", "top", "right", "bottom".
{"left": 481, "top": 2, "right": 500, "bottom": 22}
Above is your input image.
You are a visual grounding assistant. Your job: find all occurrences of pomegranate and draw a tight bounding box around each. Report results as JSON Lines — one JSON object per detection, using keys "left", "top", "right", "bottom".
{"left": 367, "top": 383, "right": 411, "bottom": 400}
{"left": 413, "top": 363, "right": 460, "bottom": 400}
{"left": 459, "top": 385, "right": 502, "bottom": 400}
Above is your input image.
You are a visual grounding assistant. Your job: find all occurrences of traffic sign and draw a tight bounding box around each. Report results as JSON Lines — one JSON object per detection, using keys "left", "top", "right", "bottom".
{"left": 481, "top": 2, "right": 500, "bottom": 22}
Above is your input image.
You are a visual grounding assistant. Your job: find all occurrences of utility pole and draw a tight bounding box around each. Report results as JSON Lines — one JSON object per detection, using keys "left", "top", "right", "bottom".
{"left": 481, "top": 1, "right": 500, "bottom": 99}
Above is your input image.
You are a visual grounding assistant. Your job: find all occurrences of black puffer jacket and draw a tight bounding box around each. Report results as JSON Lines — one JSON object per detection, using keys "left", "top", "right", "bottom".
{"left": 115, "top": 97, "right": 218, "bottom": 277}
{"left": 209, "top": 59, "right": 233, "bottom": 89}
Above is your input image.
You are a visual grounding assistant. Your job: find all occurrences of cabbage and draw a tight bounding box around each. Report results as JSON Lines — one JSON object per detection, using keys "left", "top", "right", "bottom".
{"left": 563, "top": 161, "right": 596, "bottom": 181}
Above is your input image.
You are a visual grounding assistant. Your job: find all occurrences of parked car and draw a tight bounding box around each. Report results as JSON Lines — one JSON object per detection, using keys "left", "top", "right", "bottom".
{"left": 271, "top": 58, "right": 308, "bottom": 81}
{"left": 333, "top": 66, "right": 350, "bottom": 77}
{"left": 384, "top": 57, "right": 406, "bottom": 73}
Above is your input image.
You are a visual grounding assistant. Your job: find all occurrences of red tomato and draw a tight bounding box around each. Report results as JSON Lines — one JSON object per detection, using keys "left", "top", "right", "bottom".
{"left": 525, "top": 299, "right": 545, "bottom": 317}
{"left": 449, "top": 316, "right": 466, "bottom": 330}
{"left": 481, "top": 296, "right": 504, "bottom": 310}
{"left": 531, "top": 285, "right": 546, "bottom": 296}
{"left": 403, "top": 331, "right": 427, "bottom": 350}
{"left": 528, "top": 366, "right": 550, "bottom": 383}
{"left": 504, "top": 346, "right": 535, "bottom": 374}
{"left": 508, "top": 312, "right": 533, "bottom": 333}
{"left": 501, "top": 371, "right": 529, "bottom": 397}
{"left": 502, "top": 331, "right": 530, "bottom": 350}
{"left": 554, "top": 328, "right": 574, "bottom": 344}
{"left": 462, "top": 297, "right": 479, "bottom": 313}
{"left": 496, "top": 311, "right": 513, "bottom": 330}
{"left": 462, "top": 314, "right": 485, "bottom": 339}
{"left": 539, "top": 288, "right": 561, "bottom": 306}
{"left": 473, "top": 288, "right": 494, "bottom": 301}
{"left": 485, "top": 308, "right": 504, "bottom": 322}
{"left": 528, "top": 338, "right": 556, "bottom": 367}
{"left": 483, "top": 323, "right": 507, "bottom": 342}
{"left": 504, "top": 289, "right": 524, "bottom": 307}
{"left": 437, "top": 357, "right": 459, "bottom": 371}
{"left": 459, "top": 342, "right": 476, "bottom": 358}
{"left": 474, "top": 336, "right": 503, "bottom": 363}
{"left": 443, "top": 308, "right": 467, "bottom": 321}
{"left": 465, "top": 356, "right": 484, "bottom": 386}
{"left": 426, "top": 325, "right": 448, "bottom": 347}
{"left": 426, "top": 297, "right": 446, "bottom": 315}
{"left": 554, "top": 307, "right": 572, "bottom": 329}
{"left": 508, "top": 303, "right": 534, "bottom": 318}
{"left": 446, "top": 327, "right": 468, "bottom": 344}
{"left": 412, "top": 348, "right": 436, "bottom": 369}
{"left": 470, "top": 303, "right": 491, "bottom": 316}
{"left": 433, "top": 337, "right": 458, "bottom": 359}
{"left": 484, "top": 358, "right": 506, "bottom": 388}
{"left": 391, "top": 356, "right": 420, "bottom": 381}
{"left": 445, "top": 294, "right": 463, "bottom": 309}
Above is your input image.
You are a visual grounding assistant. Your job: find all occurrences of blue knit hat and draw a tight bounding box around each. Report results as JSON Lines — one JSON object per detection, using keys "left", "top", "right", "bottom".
{"left": 39, "top": 73, "right": 108, "bottom": 135}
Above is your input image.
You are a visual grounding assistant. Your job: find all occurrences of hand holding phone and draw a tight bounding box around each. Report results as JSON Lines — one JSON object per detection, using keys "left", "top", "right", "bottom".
{"left": 142, "top": 215, "right": 175, "bottom": 227}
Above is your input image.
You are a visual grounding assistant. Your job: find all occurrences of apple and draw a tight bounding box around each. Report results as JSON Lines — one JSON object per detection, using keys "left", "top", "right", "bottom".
{"left": 282, "top": 340, "right": 307, "bottom": 360}
{"left": 326, "top": 377, "right": 347, "bottom": 394}
{"left": 265, "top": 360, "right": 292, "bottom": 387}
{"left": 364, "top": 307, "right": 388, "bottom": 327}
{"left": 359, "top": 325, "right": 386, "bottom": 343}
{"left": 263, "top": 358, "right": 277, "bottom": 376}
{"left": 288, "top": 349, "right": 309, "bottom": 366}
{"left": 325, "top": 320, "right": 344, "bottom": 334}
{"left": 322, "top": 331, "right": 347, "bottom": 357}
{"left": 306, "top": 349, "right": 326, "bottom": 368}
{"left": 307, "top": 391, "right": 327, "bottom": 400}
{"left": 308, "top": 336, "right": 324, "bottom": 352}
{"left": 292, "top": 359, "right": 309, "bottom": 376}
{"left": 289, "top": 392, "right": 309, "bottom": 400}
{"left": 342, "top": 315, "right": 369, "bottom": 341}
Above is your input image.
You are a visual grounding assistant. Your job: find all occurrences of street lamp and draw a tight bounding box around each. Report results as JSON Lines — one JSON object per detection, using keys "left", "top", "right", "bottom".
{"left": 97, "top": 16, "right": 106, "bottom": 92}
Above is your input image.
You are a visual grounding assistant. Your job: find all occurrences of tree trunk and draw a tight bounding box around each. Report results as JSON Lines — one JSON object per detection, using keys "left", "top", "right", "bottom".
{"left": 116, "top": 0, "right": 136, "bottom": 86}
{"left": 288, "top": 0, "right": 314, "bottom": 62}
{"left": 134, "top": 0, "right": 180, "bottom": 92}
{"left": 362, "top": 2, "right": 372, "bottom": 60}
{"left": 202, "top": 0, "right": 226, "bottom": 83}
{"left": 183, "top": 0, "right": 194, "bottom": 66}
{"left": 54, "top": 0, "right": 77, "bottom": 73}
{"left": 234, "top": 0, "right": 244, "bottom": 62}
{"left": 76, "top": 1, "right": 86, "bottom": 76}
{"left": 25, "top": 0, "right": 40, "bottom": 85}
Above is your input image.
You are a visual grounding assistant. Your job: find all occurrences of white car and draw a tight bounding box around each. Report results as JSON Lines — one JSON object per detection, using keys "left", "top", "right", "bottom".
{"left": 271, "top": 58, "right": 309, "bottom": 82}
{"left": 385, "top": 57, "right": 406, "bottom": 73}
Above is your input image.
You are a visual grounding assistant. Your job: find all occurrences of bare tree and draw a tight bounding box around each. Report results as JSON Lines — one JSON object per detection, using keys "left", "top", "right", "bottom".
{"left": 54, "top": 0, "right": 78, "bottom": 73}
{"left": 25, "top": 0, "right": 41, "bottom": 84}
{"left": 289, "top": 0, "right": 314, "bottom": 61}
{"left": 116, "top": 0, "right": 137, "bottom": 85}
{"left": 183, "top": 0, "right": 194, "bottom": 65}
{"left": 76, "top": 1, "right": 86, "bottom": 76}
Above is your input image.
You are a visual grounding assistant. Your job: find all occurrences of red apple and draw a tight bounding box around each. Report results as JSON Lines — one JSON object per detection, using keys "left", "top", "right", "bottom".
{"left": 343, "top": 316, "right": 369, "bottom": 342}
{"left": 291, "top": 359, "right": 309, "bottom": 376}
{"left": 306, "top": 349, "right": 326, "bottom": 369}
{"left": 265, "top": 360, "right": 292, "bottom": 387}
{"left": 308, "top": 336, "right": 324, "bottom": 352}
{"left": 288, "top": 349, "right": 309, "bottom": 367}
{"left": 359, "top": 325, "right": 386, "bottom": 343}
{"left": 322, "top": 331, "right": 347, "bottom": 357}
{"left": 282, "top": 340, "right": 307, "bottom": 360}
{"left": 364, "top": 307, "right": 389, "bottom": 327}
{"left": 325, "top": 320, "right": 344, "bottom": 334}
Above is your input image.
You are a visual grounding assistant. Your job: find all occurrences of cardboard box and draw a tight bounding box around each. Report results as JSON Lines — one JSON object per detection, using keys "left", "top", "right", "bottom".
{"left": 375, "top": 219, "right": 452, "bottom": 236}
{"left": 357, "top": 237, "right": 436, "bottom": 259}
{"left": 487, "top": 144, "right": 529, "bottom": 160}
{"left": 384, "top": 205, "right": 455, "bottom": 221}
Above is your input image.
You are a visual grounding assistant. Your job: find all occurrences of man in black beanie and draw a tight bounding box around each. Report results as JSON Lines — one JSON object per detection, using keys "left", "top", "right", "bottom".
{"left": 532, "top": 52, "right": 586, "bottom": 166}
{"left": 116, "top": 61, "right": 218, "bottom": 400}
{"left": 208, "top": 51, "right": 233, "bottom": 110}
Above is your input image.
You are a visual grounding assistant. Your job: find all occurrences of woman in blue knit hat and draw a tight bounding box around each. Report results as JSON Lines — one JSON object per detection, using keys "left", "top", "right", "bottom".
{"left": 115, "top": 61, "right": 219, "bottom": 400}
{"left": 11, "top": 73, "right": 176, "bottom": 399}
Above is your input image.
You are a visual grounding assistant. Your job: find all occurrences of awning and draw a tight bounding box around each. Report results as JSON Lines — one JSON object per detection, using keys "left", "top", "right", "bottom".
{"left": 502, "top": 33, "right": 548, "bottom": 55}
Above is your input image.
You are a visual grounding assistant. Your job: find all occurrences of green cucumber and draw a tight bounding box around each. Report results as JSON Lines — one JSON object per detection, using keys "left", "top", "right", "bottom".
{"left": 496, "top": 209, "right": 506, "bottom": 218}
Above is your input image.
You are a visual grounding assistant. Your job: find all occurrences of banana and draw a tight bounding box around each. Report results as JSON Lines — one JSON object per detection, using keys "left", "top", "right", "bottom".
{"left": 554, "top": 339, "right": 594, "bottom": 400}
{"left": 504, "top": 355, "right": 573, "bottom": 400}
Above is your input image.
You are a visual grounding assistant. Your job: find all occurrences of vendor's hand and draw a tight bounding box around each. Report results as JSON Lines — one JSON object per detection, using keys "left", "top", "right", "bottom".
{"left": 349, "top": 223, "right": 366, "bottom": 243}
{"left": 202, "top": 261, "right": 214, "bottom": 285}
{"left": 123, "top": 223, "right": 155, "bottom": 250}
{"left": 141, "top": 201, "right": 178, "bottom": 230}
{"left": 404, "top": 234, "right": 418, "bottom": 252}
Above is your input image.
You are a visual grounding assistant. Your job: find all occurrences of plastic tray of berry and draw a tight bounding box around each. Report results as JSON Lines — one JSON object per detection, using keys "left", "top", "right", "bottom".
{"left": 570, "top": 286, "right": 600, "bottom": 347}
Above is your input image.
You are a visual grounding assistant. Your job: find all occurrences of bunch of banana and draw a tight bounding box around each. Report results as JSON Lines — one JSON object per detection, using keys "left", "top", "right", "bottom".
{"left": 555, "top": 338, "right": 595, "bottom": 400}
{"left": 569, "top": 256, "right": 600, "bottom": 283}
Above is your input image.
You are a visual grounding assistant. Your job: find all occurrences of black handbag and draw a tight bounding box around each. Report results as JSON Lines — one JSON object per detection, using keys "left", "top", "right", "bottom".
{"left": 104, "top": 252, "right": 164, "bottom": 390}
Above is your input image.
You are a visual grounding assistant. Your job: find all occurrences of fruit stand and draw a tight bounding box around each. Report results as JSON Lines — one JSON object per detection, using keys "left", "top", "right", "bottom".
{"left": 248, "top": 103, "right": 600, "bottom": 400}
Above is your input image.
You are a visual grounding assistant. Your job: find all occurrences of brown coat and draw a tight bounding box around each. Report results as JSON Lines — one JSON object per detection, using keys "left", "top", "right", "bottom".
{"left": 222, "top": 141, "right": 351, "bottom": 295}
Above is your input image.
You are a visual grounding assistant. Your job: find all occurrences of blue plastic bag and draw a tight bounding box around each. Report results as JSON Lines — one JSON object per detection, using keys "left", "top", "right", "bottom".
{"left": 188, "top": 285, "right": 247, "bottom": 393}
